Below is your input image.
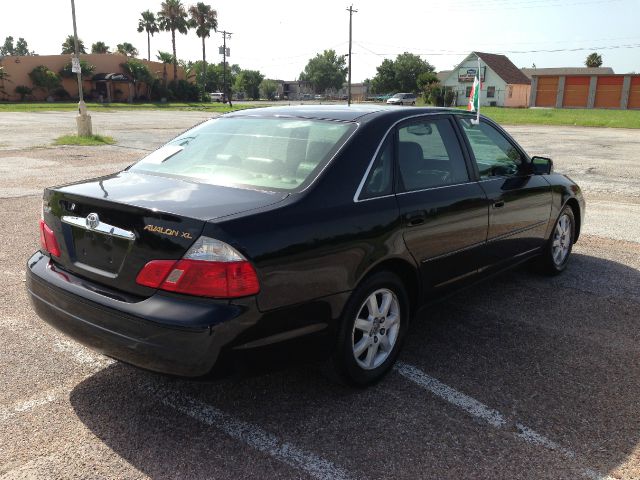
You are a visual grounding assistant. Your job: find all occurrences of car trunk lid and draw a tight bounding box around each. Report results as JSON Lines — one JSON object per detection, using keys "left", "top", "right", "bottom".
{"left": 43, "top": 171, "right": 286, "bottom": 297}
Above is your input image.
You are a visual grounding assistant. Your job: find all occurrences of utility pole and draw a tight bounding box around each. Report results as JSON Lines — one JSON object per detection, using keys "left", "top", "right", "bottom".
{"left": 346, "top": 5, "right": 357, "bottom": 106}
{"left": 220, "top": 30, "right": 232, "bottom": 107}
{"left": 70, "top": 0, "right": 91, "bottom": 136}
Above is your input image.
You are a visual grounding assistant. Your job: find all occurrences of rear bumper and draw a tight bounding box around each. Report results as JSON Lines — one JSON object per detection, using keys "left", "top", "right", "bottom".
{"left": 26, "top": 252, "right": 344, "bottom": 377}
{"left": 26, "top": 252, "right": 255, "bottom": 376}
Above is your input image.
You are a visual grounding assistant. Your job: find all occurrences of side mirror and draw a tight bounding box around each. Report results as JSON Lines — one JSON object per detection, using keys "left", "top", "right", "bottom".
{"left": 531, "top": 156, "right": 553, "bottom": 175}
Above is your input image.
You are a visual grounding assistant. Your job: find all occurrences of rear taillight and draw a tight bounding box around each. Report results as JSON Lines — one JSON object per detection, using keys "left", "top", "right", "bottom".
{"left": 39, "top": 219, "right": 61, "bottom": 257}
{"left": 135, "top": 237, "right": 259, "bottom": 298}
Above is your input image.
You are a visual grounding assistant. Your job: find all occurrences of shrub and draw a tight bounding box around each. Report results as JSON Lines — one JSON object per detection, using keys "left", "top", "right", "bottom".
{"left": 167, "top": 80, "right": 199, "bottom": 101}
{"left": 15, "top": 85, "right": 32, "bottom": 101}
{"left": 51, "top": 87, "right": 70, "bottom": 100}
{"left": 29, "top": 65, "right": 61, "bottom": 95}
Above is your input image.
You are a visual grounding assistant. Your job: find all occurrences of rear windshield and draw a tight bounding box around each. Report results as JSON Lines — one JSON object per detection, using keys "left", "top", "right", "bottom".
{"left": 130, "top": 117, "right": 356, "bottom": 191}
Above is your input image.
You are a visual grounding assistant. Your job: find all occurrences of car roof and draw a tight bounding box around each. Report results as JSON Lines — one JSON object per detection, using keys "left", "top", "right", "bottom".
{"left": 223, "top": 105, "right": 466, "bottom": 122}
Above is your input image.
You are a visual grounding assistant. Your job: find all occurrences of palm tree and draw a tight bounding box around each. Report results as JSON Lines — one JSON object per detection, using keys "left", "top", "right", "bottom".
{"left": 157, "top": 51, "right": 174, "bottom": 87}
{"left": 91, "top": 41, "right": 110, "bottom": 54}
{"left": 188, "top": 2, "right": 217, "bottom": 99}
{"left": 61, "top": 35, "right": 86, "bottom": 54}
{"left": 157, "top": 0, "right": 189, "bottom": 81}
{"left": 116, "top": 42, "right": 139, "bottom": 57}
{"left": 585, "top": 52, "right": 603, "bottom": 68}
{"left": 137, "top": 10, "right": 159, "bottom": 61}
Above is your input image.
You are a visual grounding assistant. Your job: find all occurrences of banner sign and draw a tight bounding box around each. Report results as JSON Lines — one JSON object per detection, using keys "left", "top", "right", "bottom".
{"left": 458, "top": 66, "right": 486, "bottom": 82}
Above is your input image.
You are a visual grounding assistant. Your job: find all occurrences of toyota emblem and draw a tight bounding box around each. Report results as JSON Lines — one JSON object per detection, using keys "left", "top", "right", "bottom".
{"left": 86, "top": 213, "right": 100, "bottom": 229}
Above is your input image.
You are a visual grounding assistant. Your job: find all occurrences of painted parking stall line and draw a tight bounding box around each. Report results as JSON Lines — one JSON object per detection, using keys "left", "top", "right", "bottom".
{"left": 395, "top": 362, "right": 615, "bottom": 480}
{"left": 148, "top": 384, "right": 353, "bottom": 480}
{"left": 36, "top": 338, "right": 354, "bottom": 480}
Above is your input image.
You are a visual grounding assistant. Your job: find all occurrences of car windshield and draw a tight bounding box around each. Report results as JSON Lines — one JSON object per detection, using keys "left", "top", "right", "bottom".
{"left": 130, "top": 117, "right": 356, "bottom": 191}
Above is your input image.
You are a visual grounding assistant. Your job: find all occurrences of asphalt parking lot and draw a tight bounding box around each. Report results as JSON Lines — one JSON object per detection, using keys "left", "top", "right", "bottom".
{"left": 1, "top": 110, "right": 639, "bottom": 479}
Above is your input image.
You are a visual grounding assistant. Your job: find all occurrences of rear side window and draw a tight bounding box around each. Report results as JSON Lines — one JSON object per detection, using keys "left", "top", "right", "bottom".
{"left": 131, "top": 117, "right": 355, "bottom": 191}
{"left": 360, "top": 138, "right": 393, "bottom": 199}
{"left": 458, "top": 118, "right": 525, "bottom": 178}
{"left": 397, "top": 117, "right": 469, "bottom": 192}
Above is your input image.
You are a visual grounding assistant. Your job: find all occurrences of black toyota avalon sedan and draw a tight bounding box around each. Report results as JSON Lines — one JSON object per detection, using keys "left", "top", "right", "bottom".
{"left": 27, "top": 105, "right": 584, "bottom": 385}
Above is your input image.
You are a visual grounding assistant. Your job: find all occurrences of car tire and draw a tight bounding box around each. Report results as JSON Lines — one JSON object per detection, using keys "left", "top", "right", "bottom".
{"left": 399, "top": 102, "right": 403, "bottom": 106}
{"left": 332, "top": 271, "right": 410, "bottom": 386}
{"left": 536, "top": 205, "right": 576, "bottom": 275}
{"left": 411, "top": 101, "right": 416, "bottom": 105}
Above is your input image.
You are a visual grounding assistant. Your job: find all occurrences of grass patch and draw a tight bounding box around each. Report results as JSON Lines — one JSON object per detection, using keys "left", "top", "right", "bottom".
{"left": 0, "top": 101, "right": 255, "bottom": 113}
{"left": 413, "top": 98, "right": 640, "bottom": 128}
{"left": 476, "top": 107, "right": 640, "bottom": 129}
{"left": 54, "top": 134, "right": 116, "bottom": 146}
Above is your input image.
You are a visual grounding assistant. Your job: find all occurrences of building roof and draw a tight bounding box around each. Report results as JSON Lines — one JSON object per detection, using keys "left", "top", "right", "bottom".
{"left": 473, "top": 52, "right": 531, "bottom": 85}
{"left": 436, "top": 70, "right": 452, "bottom": 82}
{"left": 521, "top": 67, "right": 615, "bottom": 78}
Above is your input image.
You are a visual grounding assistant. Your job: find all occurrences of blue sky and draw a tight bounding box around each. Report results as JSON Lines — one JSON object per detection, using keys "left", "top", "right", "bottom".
{"left": 2, "top": 0, "right": 639, "bottom": 80}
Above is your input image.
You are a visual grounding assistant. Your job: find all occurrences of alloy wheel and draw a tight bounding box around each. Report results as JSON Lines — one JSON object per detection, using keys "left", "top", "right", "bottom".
{"left": 351, "top": 288, "right": 401, "bottom": 370}
{"left": 552, "top": 213, "right": 572, "bottom": 265}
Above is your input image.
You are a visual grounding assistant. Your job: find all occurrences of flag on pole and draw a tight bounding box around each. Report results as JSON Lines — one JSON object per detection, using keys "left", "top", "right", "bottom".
{"left": 467, "top": 72, "right": 480, "bottom": 112}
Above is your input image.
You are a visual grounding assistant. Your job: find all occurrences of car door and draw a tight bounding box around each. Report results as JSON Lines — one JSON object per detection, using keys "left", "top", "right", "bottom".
{"left": 393, "top": 115, "right": 489, "bottom": 293}
{"left": 456, "top": 116, "right": 552, "bottom": 266}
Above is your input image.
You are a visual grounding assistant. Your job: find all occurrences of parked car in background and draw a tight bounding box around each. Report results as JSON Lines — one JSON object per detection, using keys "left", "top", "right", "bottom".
{"left": 210, "top": 92, "right": 226, "bottom": 103}
{"left": 387, "top": 93, "right": 417, "bottom": 105}
{"left": 28, "top": 105, "right": 584, "bottom": 386}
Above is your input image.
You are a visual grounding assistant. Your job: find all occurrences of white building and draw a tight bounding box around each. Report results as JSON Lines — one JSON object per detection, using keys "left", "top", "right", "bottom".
{"left": 442, "top": 52, "right": 531, "bottom": 108}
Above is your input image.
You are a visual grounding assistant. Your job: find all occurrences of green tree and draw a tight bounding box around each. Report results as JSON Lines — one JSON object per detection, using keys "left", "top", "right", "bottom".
{"left": 121, "top": 59, "right": 155, "bottom": 100}
{"left": 157, "top": 0, "right": 190, "bottom": 81}
{"left": 91, "top": 41, "right": 110, "bottom": 54}
{"left": 260, "top": 79, "right": 278, "bottom": 100}
{"left": 299, "top": 49, "right": 347, "bottom": 93}
{"left": 1, "top": 36, "right": 14, "bottom": 55}
{"left": 15, "top": 38, "right": 34, "bottom": 55}
{"left": 61, "top": 35, "right": 86, "bottom": 54}
{"left": 116, "top": 42, "right": 139, "bottom": 57}
{"left": 137, "top": 10, "right": 159, "bottom": 61}
{"left": 188, "top": 2, "right": 217, "bottom": 100}
{"left": 371, "top": 53, "right": 435, "bottom": 93}
{"left": 60, "top": 60, "right": 96, "bottom": 79}
{"left": 370, "top": 58, "right": 395, "bottom": 93}
{"left": 157, "top": 51, "right": 174, "bottom": 87}
{"left": 234, "top": 69, "right": 264, "bottom": 100}
{"left": 416, "top": 71, "right": 439, "bottom": 104}
{"left": 585, "top": 52, "right": 603, "bottom": 68}
{"left": 29, "top": 65, "right": 61, "bottom": 96}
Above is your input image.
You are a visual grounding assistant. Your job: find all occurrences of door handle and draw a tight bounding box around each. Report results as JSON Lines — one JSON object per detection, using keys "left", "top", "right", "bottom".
{"left": 405, "top": 211, "right": 426, "bottom": 226}
{"left": 493, "top": 200, "right": 505, "bottom": 208}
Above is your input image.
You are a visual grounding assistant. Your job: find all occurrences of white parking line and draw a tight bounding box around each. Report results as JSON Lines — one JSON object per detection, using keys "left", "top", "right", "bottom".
{"left": 395, "top": 362, "right": 615, "bottom": 480}
{"left": 17, "top": 336, "right": 353, "bottom": 480}
{"left": 151, "top": 385, "right": 352, "bottom": 480}
{"left": 0, "top": 386, "right": 66, "bottom": 423}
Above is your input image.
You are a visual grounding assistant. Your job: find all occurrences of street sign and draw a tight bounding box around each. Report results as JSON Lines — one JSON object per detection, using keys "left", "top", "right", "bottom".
{"left": 71, "top": 57, "right": 81, "bottom": 74}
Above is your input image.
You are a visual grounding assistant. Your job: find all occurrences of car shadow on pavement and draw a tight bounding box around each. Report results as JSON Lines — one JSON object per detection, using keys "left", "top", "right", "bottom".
{"left": 69, "top": 253, "right": 640, "bottom": 479}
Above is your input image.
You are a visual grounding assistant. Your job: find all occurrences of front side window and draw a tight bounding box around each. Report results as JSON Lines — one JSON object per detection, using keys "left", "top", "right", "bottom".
{"left": 397, "top": 117, "right": 469, "bottom": 192}
{"left": 131, "top": 117, "right": 355, "bottom": 191}
{"left": 458, "top": 118, "right": 526, "bottom": 178}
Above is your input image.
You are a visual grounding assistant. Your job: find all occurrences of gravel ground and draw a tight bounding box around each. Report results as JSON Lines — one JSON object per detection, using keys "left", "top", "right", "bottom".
{"left": 0, "top": 111, "right": 639, "bottom": 479}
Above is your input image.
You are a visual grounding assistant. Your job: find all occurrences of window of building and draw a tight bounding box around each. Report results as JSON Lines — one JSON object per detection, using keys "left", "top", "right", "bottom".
{"left": 465, "top": 86, "right": 472, "bottom": 98}
{"left": 507, "top": 85, "right": 513, "bottom": 98}
{"left": 487, "top": 86, "right": 496, "bottom": 98}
